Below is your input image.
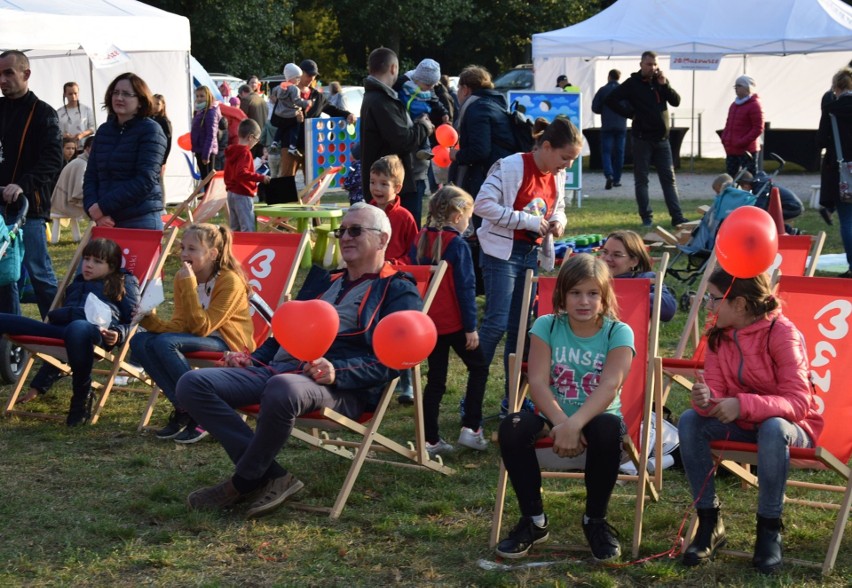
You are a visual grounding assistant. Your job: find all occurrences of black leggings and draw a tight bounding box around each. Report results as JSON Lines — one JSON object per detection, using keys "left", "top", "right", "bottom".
{"left": 498, "top": 411, "right": 624, "bottom": 518}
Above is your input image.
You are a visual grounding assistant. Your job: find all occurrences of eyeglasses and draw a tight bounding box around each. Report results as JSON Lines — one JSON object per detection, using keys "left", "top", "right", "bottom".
{"left": 333, "top": 226, "right": 383, "bottom": 239}
{"left": 111, "top": 90, "right": 137, "bottom": 99}
{"left": 598, "top": 249, "right": 628, "bottom": 259}
{"left": 703, "top": 292, "right": 726, "bottom": 306}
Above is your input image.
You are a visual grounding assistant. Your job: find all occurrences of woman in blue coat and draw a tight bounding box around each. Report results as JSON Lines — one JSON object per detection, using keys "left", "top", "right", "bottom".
{"left": 83, "top": 73, "right": 167, "bottom": 230}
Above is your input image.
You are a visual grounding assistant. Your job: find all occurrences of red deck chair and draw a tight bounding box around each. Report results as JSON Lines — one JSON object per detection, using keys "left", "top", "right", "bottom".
{"left": 703, "top": 275, "right": 852, "bottom": 575}
{"left": 238, "top": 260, "right": 452, "bottom": 520}
{"left": 490, "top": 256, "right": 667, "bottom": 557}
{"left": 4, "top": 226, "right": 176, "bottom": 423}
{"left": 770, "top": 232, "right": 825, "bottom": 278}
{"left": 137, "top": 231, "right": 309, "bottom": 430}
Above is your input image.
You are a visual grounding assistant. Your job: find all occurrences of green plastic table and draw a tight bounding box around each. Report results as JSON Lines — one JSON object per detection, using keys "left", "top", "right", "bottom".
{"left": 255, "top": 204, "right": 345, "bottom": 268}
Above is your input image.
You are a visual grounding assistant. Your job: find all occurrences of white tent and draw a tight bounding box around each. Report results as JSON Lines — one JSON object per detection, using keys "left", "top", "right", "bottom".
{"left": 533, "top": 0, "right": 852, "bottom": 159}
{"left": 0, "top": 0, "right": 194, "bottom": 202}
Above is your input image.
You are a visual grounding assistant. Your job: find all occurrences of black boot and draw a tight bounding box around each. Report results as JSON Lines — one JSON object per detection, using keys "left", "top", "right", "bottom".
{"left": 753, "top": 515, "right": 783, "bottom": 574}
{"left": 683, "top": 507, "right": 726, "bottom": 566}
{"left": 67, "top": 389, "right": 95, "bottom": 427}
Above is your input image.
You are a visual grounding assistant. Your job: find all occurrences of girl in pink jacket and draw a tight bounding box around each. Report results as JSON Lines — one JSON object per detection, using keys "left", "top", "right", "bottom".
{"left": 678, "top": 268, "right": 823, "bottom": 574}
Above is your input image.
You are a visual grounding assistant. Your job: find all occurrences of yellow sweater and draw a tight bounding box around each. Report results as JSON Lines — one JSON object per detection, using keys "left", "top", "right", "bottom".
{"left": 140, "top": 267, "right": 256, "bottom": 352}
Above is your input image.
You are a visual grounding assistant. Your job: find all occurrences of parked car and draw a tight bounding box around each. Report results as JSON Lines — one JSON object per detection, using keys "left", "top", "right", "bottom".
{"left": 209, "top": 73, "right": 244, "bottom": 98}
{"left": 493, "top": 64, "right": 533, "bottom": 99}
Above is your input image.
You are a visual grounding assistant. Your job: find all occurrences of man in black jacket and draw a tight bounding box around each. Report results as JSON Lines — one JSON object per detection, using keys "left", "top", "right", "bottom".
{"left": 360, "top": 48, "right": 433, "bottom": 226}
{"left": 606, "top": 51, "right": 688, "bottom": 228}
{"left": 0, "top": 50, "right": 61, "bottom": 317}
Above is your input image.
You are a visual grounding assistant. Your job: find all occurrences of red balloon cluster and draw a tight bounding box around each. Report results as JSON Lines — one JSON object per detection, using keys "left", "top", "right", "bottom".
{"left": 714, "top": 206, "right": 779, "bottom": 278}
{"left": 271, "top": 300, "right": 339, "bottom": 361}
{"left": 435, "top": 124, "right": 458, "bottom": 148}
{"left": 373, "top": 311, "right": 437, "bottom": 369}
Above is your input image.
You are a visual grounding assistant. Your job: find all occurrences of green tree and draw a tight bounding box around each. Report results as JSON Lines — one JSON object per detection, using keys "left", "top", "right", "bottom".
{"left": 145, "top": 0, "right": 296, "bottom": 78}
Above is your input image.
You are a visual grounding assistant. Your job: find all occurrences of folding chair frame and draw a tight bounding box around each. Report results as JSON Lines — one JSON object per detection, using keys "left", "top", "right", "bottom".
{"left": 4, "top": 226, "right": 177, "bottom": 424}
{"left": 490, "top": 254, "right": 668, "bottom": 557}
{"left": 162, "top": 170, "right": 216, "bottom": 230}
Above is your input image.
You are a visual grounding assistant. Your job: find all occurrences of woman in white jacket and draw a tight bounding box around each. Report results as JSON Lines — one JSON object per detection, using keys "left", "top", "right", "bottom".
{"left": 473, "top": 117, "right": 581, "bottom": 412}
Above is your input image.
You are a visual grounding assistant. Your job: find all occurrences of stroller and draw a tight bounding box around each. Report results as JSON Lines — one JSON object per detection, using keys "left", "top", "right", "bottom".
{"left": 0, "top": 198, "right": 31, "bottom": 384}
{"left": 667, "top": 183, "right": 756, "bottom": 301}
{"left": 741, "top": 152, "right": 805, "bottom": 234}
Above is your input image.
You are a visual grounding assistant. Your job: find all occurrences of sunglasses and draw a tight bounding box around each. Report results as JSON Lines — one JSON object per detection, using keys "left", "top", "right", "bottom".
{"left": 332, "top": 225, "right": 383, "bottom": 239}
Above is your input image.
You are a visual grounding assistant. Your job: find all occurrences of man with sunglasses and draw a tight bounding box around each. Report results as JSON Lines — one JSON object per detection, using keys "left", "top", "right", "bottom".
{"left": 176, "top": 202, "right": 422, "bottom": 518}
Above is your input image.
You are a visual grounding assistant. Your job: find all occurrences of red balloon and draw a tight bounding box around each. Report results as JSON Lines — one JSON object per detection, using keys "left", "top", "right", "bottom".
{"left": 177, "top": 132, "right": 192, "bottom": 151}
{"left": 435, "top": 123, "right": 458, "bottom": 148}
{"left": 272, "top": 300, "right": 339, "bottom": 361}
{"left": 433, "top": 145, "right": 452, "bottom": 168}
{"left": 714, "top": 206, "right": 779, "bottom": 278}
{"left": 373, "top": 311, "right": 437, "bottom": 369}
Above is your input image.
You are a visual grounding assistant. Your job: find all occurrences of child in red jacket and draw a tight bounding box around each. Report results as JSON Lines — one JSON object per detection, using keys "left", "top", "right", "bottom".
{"left": 224, "top": 119, "right": 270, "bottom": 232}
{"left": 368, "top": 155, "right": 417, "bottom": 264}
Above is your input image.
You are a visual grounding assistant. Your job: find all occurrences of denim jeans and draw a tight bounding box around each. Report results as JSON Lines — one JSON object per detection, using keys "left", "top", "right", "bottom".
{"left": 176, "top": 366, "right": 366, "bottom": 481}
{"left": 632, "top": 137, "right": 685, "bottom": 223}
{"left": 678, "top": 409, "right": 813, "bottom": 518}
{"left": 227, "top": 192, "right": 256, "bottom": 232}
{"left": 0, "top": 314, "right": 103, "bottom": 402}
{"left": 838, "top": 200, "right": 852, "bottom": 269}
{"left": 115, "top": 212, "right": 163, "bottom": 230}
{"left": 600, "top": 129, "right": 626, "bottom": 183}
{"left": 130, "top": 331, "right": 228, "bottom": 409}
{"left": 479, "top": 240, "right": 539, "bottom": 397}
{"left": 399, "top": 190, "right": 422, "bottom": 230}
{"left": 0, "top": 218, "right": 58, "bottom": 318}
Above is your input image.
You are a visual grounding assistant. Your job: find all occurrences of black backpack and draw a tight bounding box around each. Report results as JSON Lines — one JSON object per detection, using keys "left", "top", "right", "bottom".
{"left": 493, "top": 104, "right": 535, "bottom": 153}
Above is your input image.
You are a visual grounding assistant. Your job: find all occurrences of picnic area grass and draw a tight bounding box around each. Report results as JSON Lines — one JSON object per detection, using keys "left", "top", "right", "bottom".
{"left": 0, "top": 193, "right": 849, "bottom": 587}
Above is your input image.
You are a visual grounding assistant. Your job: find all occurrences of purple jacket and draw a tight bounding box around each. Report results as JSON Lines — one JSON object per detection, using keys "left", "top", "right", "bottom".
{"left": 191, "top": 105, "right": 222, "bottom": 161}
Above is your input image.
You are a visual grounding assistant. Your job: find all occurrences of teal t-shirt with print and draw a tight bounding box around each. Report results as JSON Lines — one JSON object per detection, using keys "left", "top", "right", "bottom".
{"left": 529, "top": 314, "right": 635, "bottom": 418}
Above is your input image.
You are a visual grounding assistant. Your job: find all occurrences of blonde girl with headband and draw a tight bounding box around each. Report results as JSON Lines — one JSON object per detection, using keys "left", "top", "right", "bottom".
{"left": 495, "top": 254, "right": 634, "bottom": 562}
{"left": 131, "top": 223, "right": 254, "bottom": 443}
{"left": 678, "top": 268, "right": 822, "bottom": 573}
{"left": 410, "top": 186, "right": 489, "bottom": 457}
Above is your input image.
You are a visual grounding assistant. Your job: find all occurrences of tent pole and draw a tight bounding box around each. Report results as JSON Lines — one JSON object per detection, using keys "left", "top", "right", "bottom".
{"left": 690, "top": 70, "right": 695, "bottom": 172}
{"left": 88, "top": 57, "right": 98, "bottom": 128}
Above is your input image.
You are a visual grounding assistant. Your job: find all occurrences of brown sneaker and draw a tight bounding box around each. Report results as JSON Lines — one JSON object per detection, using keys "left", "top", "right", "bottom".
{"left": 245, "top": 473, "right": 305, "bottom": 518}
{"left": 187, "top": 478, "right": 243, "bottom": 511}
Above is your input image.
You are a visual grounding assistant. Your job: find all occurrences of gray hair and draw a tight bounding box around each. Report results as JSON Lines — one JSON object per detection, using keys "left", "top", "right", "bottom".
{"left": 347, "top": 202, "right": 392, "bottom": 243}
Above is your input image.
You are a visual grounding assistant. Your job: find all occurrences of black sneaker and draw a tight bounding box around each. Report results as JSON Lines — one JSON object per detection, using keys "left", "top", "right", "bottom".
{"left": 605, "top": 177, "right": 613, "bottom": 190}
{"left": 495, "top": 516, "right": 549, "bottom": 559}
{"left": 174, "top": 420, "right": 210, "bottom": 444}
{"left": 156, "top": 410, "right": 191, "bottom": 440}
{"left": 582, "top": 516, "right": 622, "bottom": 562}
{"left": 672, "top": 217, "right": 690, "bottom": 228}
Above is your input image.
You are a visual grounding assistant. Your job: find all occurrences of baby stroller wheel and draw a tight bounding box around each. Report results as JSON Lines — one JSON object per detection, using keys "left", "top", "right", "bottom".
{"left": 679, "top": 291, "right": 696, "bottom": 313}
{"left": 0, "top": 337, "right": 29, "bottom": 385}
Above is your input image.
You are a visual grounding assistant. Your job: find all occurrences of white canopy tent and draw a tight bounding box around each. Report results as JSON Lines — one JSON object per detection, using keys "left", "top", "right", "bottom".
{"left": 533, "top": 0, "right": 852, "bottom": 159}
{"left": 0, "top": 0, "right": 194, "bottom": 202}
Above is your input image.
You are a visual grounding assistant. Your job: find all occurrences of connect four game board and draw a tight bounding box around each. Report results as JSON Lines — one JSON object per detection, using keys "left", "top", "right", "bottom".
{"left": 305, "top": 117, "right": 360, "bottom": 190}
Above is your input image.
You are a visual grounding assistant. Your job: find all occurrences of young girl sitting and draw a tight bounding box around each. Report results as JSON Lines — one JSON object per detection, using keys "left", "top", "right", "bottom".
{"left": 410, "top": 186, "right": 489, "bottom": 457}
{"left": 678, "top": 268, "right": 822, "bottom": 574}
{"left": 496, "top": 254, "right": 634, "bottom": 562}
{"left": 131, "top": 223, "right": 255, "bottom": 443}
{"left": 3, "top": 238, "right": 139, "bottom": 426}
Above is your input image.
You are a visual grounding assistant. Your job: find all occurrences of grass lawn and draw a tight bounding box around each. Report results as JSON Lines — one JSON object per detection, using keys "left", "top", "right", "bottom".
{"left": 1, "top": 193, "right": 849, "bottom": 587}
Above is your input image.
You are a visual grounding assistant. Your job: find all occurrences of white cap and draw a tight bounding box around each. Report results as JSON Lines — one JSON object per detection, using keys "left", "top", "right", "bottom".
{"left": 283, "top": 63, "right": 303, "bottom": 82}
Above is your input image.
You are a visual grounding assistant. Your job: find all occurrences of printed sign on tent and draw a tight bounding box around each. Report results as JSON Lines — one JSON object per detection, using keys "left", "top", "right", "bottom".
{"left": 81, "top": 42, "right": 131, "bottom": 69}
{"left": 669, "top": 53, "right": 722, "bottom": 71}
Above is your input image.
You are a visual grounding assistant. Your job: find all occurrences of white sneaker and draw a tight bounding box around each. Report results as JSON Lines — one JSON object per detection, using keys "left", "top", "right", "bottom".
{"left": 458, "top": 427, "right": 489, "bottom": 451}
{"left": 425, "top": 439, "right": 454, "bottom": 458}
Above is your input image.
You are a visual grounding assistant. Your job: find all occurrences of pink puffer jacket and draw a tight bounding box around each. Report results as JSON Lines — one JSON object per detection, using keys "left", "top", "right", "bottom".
{"left": 721, "top": 94, "right": 764, "bottom": 156}
{"left": 694, "top": 308, "right": 823, "bottom": 444}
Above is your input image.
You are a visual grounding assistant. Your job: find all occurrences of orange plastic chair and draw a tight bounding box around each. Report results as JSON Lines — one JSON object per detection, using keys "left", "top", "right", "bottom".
{"left": 4, "top": 226, "right": 176, "bottom": 423}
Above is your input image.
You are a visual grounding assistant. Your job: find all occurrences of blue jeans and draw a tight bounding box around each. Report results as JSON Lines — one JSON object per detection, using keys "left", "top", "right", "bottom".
{"left": 600, "top": 129, "right": 626, "bottom": 183}
{"left": 678, "top": 409, "right": 813, "bottom": 518}
{"left": 479, "top": 240, "right": 539, "bottom": 397}
{"left": 130, "top": 331, "right": 228, "bottom": 409}
{"left": 632, "top": 137, "right": 685, "bottom": 223}
{"left": 176, "top": 366, "right": 366, "bottom": 481}
{"left": 0, "top": 218, "right": 58, "bottom": 318}
{"left": 115, "top": 212, "right": 163, "bottom": 230}
{"left": 399, "top": 190, "right": 422, "bottom": 231}
{"left": 0, "top": 314, "right": 103, "bottom": 402}
{"left": 838, "top": 200, "right": 852, "bottom": 269}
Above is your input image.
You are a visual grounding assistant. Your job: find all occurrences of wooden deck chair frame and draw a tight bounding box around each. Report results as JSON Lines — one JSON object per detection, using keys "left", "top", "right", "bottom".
{"left": 242, "top": 260, "right": 452, "bottom": 520}
{"left": 4, "top": 226, "right": 176, "bottom": 423}
{"left": 137, "top": 231, "right": 309, "bottom": 431}
{"left": 162, "top": 170, "right": 217, "bottom": 230}
{"left": 683, "top": 275, "right": 852, "bottom": 575}
{"left": 490, "top": 254, "right": 667, "bottom": 557}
